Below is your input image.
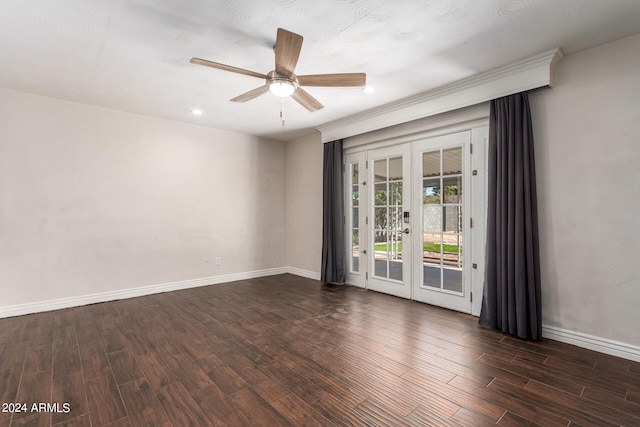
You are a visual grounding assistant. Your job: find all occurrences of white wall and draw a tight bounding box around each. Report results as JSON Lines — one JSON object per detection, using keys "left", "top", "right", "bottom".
{"left": 0, "top": 88, "right": 287, "bottom": 313}
{"left": 286, "top": 131, "right": 323, "bottom": 277}
{"left": 529, "top": 33, "right": 640, "bottom": 347}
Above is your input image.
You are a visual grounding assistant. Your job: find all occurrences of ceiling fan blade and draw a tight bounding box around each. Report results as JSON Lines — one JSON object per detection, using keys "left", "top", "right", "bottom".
{"left": 291, "top": 88, "right": 324, "bottom": 112}
{"left": 190, "top": 57, "right": 267, "bottom": 79}
{"left": 230, "top": 85, "right": 269, "bottom": 102}
{"left": 298, "top": 73, "right": 366, "bottom": 87}
{"left": 274, "top": 28, "right": 303, "bottom": 76}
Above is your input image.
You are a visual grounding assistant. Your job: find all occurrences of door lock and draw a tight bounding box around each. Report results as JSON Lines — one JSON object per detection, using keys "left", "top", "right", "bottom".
{"left": 403, "top": 228, "right": 410, "bottom": 234}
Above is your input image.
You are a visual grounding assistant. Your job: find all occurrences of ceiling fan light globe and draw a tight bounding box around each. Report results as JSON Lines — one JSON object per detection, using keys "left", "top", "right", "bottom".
{"left": 269, "top": 81, "right": 296, "bottom": 97}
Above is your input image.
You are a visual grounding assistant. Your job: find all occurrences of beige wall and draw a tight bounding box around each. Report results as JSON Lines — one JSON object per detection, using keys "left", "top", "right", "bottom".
{"left": 529, "top": 33, "right": 640, "bottom": 346}
{"left": 286, "top": 131, "right": 323, "bottom": 277}
{"left": 0, "top": 88, "right": 287, "bottom": 311}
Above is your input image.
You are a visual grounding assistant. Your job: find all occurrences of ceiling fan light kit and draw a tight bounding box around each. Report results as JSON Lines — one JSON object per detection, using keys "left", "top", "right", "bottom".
{"left": 267, "top": 72, "right": 298, "bottom": 97}
{"left": 190, "top": 28, "right": 366, "bottom": 112}
{"left": 269, "top": 81, "right": 296, "bottom": 97}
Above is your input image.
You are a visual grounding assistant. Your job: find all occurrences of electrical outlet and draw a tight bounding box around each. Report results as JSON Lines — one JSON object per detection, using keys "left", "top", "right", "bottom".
{"left": 215, "top": 257, "right": 221, "bottom": 266}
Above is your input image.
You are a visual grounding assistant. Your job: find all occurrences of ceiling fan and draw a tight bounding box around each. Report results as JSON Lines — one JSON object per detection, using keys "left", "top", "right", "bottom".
{"left": 190, "top": 28, "right": 366, "bottom": 112}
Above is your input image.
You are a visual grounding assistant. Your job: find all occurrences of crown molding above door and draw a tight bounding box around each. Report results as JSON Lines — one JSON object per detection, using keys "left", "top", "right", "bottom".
{"left": 317, "top": 48, "right": 563, "bottom": 143}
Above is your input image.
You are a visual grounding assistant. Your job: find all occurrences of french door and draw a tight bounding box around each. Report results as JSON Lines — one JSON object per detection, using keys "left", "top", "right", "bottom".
{"left": 345, "top": 151, "right": 366, "bottom": 288}
{"left": 344, "top": 126, "right": 487, "bottom": 315}
{"left": 367, "top": 144, "right": 412, "bottom": 298}
{"left": 412, "top": 132, "right": 472, "bottom": 312}
{"left": 344, "top": 144, "right": 412, "bottom": 298}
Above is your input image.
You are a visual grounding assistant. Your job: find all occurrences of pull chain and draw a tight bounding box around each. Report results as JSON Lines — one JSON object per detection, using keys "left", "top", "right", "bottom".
{"left": 280, "top": 98, "right": 285, "bottom": 127}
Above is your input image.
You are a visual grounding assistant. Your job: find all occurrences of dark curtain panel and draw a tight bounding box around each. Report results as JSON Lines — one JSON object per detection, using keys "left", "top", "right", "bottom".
{"left": 321, "top": 139, "right": 346, "bottom": 285}
{"left": 479, "top": 92, "right": 542, "bottom": 340}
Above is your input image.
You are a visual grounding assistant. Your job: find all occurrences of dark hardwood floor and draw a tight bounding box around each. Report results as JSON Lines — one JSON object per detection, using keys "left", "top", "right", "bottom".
{"left": 1, "top": 274, "right": 639, "bottom": 426}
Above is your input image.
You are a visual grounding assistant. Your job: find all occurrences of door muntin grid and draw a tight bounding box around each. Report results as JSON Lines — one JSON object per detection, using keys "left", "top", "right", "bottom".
{"left": 372, "top": 156, "right": 403, "bottom": 282}
{"left": 421, "top": 147, "right": 463, "bottom": 293}
{"left": 350, "top": 163, "right": 360, "bottom": 273}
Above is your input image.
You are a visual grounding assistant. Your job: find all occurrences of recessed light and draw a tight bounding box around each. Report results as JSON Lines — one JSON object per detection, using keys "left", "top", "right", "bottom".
{"left": 363, "top": 86, "right": 375, "bottom": 94}
{"left": 191, "top": 109, "right": 203, "bottom": 116}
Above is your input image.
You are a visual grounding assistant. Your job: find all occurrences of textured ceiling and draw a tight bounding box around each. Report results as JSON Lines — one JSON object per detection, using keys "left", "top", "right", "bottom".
{"left": 1, "top": 0, "right": 640, "bottom": 141}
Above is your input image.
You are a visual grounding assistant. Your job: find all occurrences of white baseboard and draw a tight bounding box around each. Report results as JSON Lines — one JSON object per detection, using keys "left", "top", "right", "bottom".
{"left": 0, "top": 267, "right": 288, "bottom": 319}
{"left": 542, "top": 325, "right": 640, "bottom": 363}
{"left": 286, "top": 267, "right": 321, "bottom": 281}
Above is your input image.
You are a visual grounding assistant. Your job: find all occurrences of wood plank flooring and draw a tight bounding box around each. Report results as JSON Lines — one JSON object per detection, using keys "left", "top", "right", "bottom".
{"left": 1, "top": 273, "right": 639, "bottom": 426}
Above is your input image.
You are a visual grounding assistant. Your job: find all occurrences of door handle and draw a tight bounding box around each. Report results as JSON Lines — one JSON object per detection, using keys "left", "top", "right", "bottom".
{"left": 403, "top": 228, "right": 410, "bottom": 234}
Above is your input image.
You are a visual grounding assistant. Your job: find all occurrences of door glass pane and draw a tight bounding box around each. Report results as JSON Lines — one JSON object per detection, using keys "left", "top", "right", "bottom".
{"left": 374, "top": 230, "right": 388, "bottom": 245}
{"left": 389, "top": 157, "right": 402, "bottom": 180}
{"left": 443, "top": 206, "right": 460, "bottom": 233}
{"left": 423, "top": 206, "right": 441, "bottom": 233}
{"left": 374, "top": 183, "right": 387, "bottom": 205}
{"left": 390, "top": 182, "right": 402, "bottom": 206}
{"left": 375, "top": 256, "right": 388, "bottom": 277}
{"left": 389, "top": 230, "right": 403, "bottom": 281}
{"left": 374, "top": 160, "right": 387, "bottom": 182}
{"left": 374, "top": 230, "right": 388, "bottom": 278}
{"left": 424, "top": 232, "right": 442, "bottom": 262}
{"left": 374, "top": 207, "right": 387, "bottom": 229}
{"left": 388, "top": 227, "right": 401, "bottom": 260}
{"left": 424, "top": 265, "right": 441, "bottom": 288}
{"left": 443, "top": 147, "right": 462, "bottom": 175}
{"left": 442, "top": 176, "right": 461, "bottom": 204}
{"left": 423, "top": 179, "right": 440, "bottom": 204}
{"left": 424, "top": 230, "right": 442, "bottom": 288}
{"left": 352, "top": 230, "right": 359, "bottom": 272}
{"left": 388, "top": 207, "right": 399, "bottom": 231}
{"left": 352, "top": 207, "right": 359, "bottom": 228}
{"left": 423, "top": 151, "right": 440, "bottom": 177}
{"left": 442, "top": 232, "right": 462, "bottom": 266}
{"left": 443, "top": 268, "right": 462, "bottom": 293}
